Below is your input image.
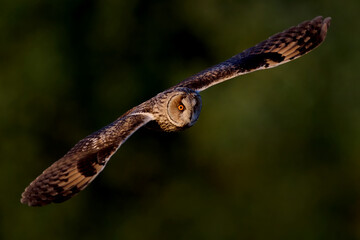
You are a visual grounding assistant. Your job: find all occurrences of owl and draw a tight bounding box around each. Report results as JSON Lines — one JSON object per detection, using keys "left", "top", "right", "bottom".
{"left": 21, "top": 16, "right": 331, "bottom": 206}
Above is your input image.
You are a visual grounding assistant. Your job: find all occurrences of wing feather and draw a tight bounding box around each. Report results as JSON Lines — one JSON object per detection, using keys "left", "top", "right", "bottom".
{"left": 21, "top": 112, "right": 154, "bottom": 206}
{"left": 176, "top": 16, "right": 331, "bottom": 92}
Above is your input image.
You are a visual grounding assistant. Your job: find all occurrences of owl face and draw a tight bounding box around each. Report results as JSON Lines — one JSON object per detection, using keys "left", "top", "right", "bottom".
{"left": 164, "top": 89, "right": 202, "bottom": 131}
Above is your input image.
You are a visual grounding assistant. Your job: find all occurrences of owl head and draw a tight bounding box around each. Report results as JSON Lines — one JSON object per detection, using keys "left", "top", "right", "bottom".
{"left": 155, "top": 88, "right": 202, "bottom": 132}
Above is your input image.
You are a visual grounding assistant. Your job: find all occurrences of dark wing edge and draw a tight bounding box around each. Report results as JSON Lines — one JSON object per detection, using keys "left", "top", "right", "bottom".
{"left": 176, "top": 16, "right": 331, "bottom": 92}
{"left": 21, "top": 112, "right": 154, "bottom": 207}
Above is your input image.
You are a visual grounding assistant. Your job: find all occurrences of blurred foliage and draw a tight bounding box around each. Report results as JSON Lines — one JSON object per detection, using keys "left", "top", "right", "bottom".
{"left": 1, "top": 0, "right": 360, "bottom": 239}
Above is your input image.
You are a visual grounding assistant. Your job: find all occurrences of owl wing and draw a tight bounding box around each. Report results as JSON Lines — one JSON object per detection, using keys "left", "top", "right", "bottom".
{"left": 175, "top": 16, "right": 331, "bottom": 92}
{"left": 21, "top": 111, "right": 154, "bottom": 206}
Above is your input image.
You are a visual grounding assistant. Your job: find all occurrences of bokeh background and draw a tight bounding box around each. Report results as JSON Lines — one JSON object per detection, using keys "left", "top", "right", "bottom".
{"left": 1, "top": 0, "right": 360, "bottom": 239}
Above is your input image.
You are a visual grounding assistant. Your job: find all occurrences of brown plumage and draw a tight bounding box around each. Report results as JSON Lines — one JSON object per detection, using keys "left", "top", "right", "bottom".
{"left": 21, "top": 16, "right": 331, "bottom": 206}
{"left": 176, "top": 16, "right": 331, "bottom": 91}
{"left": 21, "top": 114, "right": 153, "bottom": 206}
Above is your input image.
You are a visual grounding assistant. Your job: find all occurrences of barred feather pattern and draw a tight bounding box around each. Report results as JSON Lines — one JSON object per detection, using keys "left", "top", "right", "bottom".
{"left": 176, "top": 16, "right": 331, "bottom": 91}
{"left": 21, "top": 113, "right": 153, "bottom": 206}
{"left": 21, "top": 16, "right": 330, "bottom": 206}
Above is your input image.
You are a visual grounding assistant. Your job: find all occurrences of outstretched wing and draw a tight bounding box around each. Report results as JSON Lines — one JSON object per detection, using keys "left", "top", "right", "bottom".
{"left": 21, "top": 112, "right": 154, "bottom": 206}
{"left": 176, "top": 16, "right": 331, "bottom": 92}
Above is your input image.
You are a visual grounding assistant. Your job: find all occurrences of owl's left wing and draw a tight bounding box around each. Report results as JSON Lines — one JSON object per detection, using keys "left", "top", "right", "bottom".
{"left": 175, "top": 16, "right": 331, "bottom": 92}
{"left": 21, "top": 111, "right": 154, "bottom": 206}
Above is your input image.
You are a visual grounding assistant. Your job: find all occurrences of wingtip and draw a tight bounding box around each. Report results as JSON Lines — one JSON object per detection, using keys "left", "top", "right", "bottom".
{"left": 320, "top": 16, "right": 331, "bottom": 40}
{"left": 323, "top": 17, "right": 331, "bottom": 30}
{"left": 20, "top": 183, "right": 49, "bottom": 207}
{"left": 324, "top": 16, "right": 331, "bottom": 23}
{"left": 20, "top": 196, "right": 36, "bottom": 207}
{"left": 20, "top": 196, "right": 27, "bottom": 205}
{"left": 20, "top": 187, "right": 30, "bottom": 205}
{"left": 20, "top": 190, "right": 35, "bottom": 207}
{"left": 20, "top": 195, "right": 49, "bottom": 207}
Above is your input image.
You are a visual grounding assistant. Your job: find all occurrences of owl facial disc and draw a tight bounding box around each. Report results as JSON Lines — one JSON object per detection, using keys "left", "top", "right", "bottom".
{"left": 166, "top": 90, "right": 202, "bottom": 130}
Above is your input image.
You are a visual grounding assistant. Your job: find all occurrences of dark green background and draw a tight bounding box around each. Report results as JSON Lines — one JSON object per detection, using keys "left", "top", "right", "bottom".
{"left": 1, "top": 0, "right": 359, "bottom": 239}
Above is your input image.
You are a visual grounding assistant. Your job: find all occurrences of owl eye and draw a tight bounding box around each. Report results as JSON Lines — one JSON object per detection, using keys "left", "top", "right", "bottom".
{"left": 178, "top": 104, "right": 185, "bottom": 111}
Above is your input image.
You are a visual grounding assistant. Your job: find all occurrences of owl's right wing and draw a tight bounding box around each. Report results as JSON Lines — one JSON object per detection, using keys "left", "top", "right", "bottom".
{"left": 175, "top": 16, "right": 331, "bottom": 92}
{"left": 21, "top": 110, "right": 154, "bottom": 206}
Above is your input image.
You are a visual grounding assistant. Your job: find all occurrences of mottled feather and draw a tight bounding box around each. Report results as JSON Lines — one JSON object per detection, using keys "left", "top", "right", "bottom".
{"left": 176, "top": 16, "right": 331, "bottom": 91}
{"left": 21, "top": 16, "right": 330, "bottom": 206}
{"left": 21, "top": 113, "right": 153, "bottom": 206}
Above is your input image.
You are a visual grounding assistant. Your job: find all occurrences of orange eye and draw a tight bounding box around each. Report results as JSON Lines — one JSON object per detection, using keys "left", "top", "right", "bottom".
{"left": 178, "top": 104, "right": 184, "bottom": 111}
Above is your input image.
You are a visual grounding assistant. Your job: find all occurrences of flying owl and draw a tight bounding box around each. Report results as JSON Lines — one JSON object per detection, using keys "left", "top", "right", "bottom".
{"left": 21, "top": 16, "right": 331, "bottom": 206}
